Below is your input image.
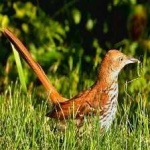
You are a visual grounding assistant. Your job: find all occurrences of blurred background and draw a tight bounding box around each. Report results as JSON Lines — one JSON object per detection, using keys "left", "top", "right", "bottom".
{"left": 0, "top": 0, "right": 150, "bottom": 112}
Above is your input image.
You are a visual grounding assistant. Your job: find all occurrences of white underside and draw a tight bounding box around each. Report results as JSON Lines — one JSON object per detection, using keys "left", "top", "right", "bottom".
{"left": 100, "top": 82, "right": 118, "bottom": 130}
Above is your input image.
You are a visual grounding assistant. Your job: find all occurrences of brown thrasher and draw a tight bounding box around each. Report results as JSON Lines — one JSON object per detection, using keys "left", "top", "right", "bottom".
{"left": 3, "top": 28, "right": 139, "bottom": 130}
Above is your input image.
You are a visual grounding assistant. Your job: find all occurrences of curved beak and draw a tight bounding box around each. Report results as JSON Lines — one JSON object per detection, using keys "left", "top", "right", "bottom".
{"left": 127, "top": 57, "right": 140, "bottom": 64}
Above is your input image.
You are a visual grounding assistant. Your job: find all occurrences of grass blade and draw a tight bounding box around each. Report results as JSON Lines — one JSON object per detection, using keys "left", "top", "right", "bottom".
{"left": 11, "top": 43, "right": 27, "bottom": 92}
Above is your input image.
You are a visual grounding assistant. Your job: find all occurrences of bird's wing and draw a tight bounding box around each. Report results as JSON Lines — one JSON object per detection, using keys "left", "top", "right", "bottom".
{"left": 47, "top": 83, "right": 109, "bottom": 120}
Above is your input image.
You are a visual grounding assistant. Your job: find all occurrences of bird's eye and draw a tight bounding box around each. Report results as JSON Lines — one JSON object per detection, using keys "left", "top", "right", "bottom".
{"left": 118, "top": 57, "right": 124, "bottom": 61}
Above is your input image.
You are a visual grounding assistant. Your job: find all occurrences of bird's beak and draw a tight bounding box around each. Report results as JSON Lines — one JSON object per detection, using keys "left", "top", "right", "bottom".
{"left": 127, "top": 57, "right": 140, "bottom": 64}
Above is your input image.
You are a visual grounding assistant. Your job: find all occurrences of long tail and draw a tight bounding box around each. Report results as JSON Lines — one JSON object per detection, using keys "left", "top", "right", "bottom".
{"left": 2, "top": 28, "right": 68, "bottom": 104}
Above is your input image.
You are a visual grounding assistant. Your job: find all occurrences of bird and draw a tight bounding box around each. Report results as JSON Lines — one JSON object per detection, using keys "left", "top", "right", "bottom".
{"left": 47, "top": 50, "right": 139, "bottom": 130}
{"left": 2, "top": 28, "right": 139, "bottom": 131}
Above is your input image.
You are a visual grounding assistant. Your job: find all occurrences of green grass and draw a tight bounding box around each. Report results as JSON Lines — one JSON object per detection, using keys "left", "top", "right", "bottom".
{"left": 0, "top": 79, "right": 149, "bottom": 150}
{"left": 0, "top": 53, "right": 149, "bottom": 149}
{"left": 11, "top": 44, "right": 27, "bottom": 93}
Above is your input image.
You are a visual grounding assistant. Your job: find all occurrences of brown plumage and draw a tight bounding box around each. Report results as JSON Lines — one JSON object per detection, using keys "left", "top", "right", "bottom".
{"left": 2, "top": 28, "right": 139, "bottom": 130}
{"left": 47, "top": 50, "right": 139, "bottom": 129}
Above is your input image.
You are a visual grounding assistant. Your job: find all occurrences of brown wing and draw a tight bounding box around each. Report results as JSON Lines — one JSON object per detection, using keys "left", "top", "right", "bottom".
{"left": 47, "top": 82, "right": 109, "bottom": 120}
{"left": 47, "top": 87, "right": 95, "bottom": 119}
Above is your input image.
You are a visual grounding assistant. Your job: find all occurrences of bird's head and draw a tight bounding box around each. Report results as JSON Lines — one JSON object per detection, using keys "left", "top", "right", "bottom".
{"left": 98, "top": 50, "right": 140, "bottom": 82}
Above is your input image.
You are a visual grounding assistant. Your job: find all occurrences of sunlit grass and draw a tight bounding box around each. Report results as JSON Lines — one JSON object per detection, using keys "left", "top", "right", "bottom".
{"left": 0, "top": 75, "right": 150, "bottom": 150}
{"left": 11, "top": 44, "right": 27, "bottom": 93}
{"left": 0, "top": 50, "right": 149, "bottom": 149}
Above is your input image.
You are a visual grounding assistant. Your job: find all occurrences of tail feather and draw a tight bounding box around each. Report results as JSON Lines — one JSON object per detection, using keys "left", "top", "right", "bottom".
{"left": 2, "top": 28, "right": 68, "bottom": 104}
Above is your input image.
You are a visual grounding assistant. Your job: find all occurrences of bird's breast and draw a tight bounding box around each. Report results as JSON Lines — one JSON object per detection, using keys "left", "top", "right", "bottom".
{"left": 100, "top": 81, "right": 118, "bottom": 130}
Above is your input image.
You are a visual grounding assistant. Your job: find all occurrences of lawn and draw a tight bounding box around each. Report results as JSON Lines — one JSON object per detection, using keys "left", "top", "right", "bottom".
{"left": 0, "top": 73, "right": 149, "bottom": 150}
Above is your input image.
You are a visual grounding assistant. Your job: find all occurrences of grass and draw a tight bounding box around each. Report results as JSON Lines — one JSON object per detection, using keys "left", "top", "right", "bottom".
{"left": 0, "top": 78, "right": 150, "bottom": 150}
{"left": 0, "top": 48, "right": 150, "bottom": 149}
{"left": 11, "top": 44, "right": 27, "bottom": 92}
